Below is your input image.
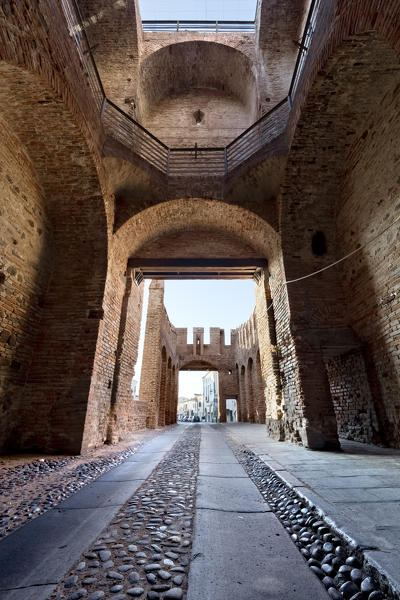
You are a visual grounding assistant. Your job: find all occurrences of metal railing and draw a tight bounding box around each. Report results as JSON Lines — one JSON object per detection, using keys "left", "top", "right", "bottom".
{"left": 61, "top": 0, "right": 321, "bottom": 178}
{"left": 61, "top": 0, "right": 105, "bottom": 112}
{"left": 142, "top": 20, "right": 255, "bottom": 33}
{"left": 288, "top": 0, "right": 321, "bottom": 101}
{"left": 169, "top": 147, "right": 226, "bottom": 177}
{"left": 103, "top": 100, "right": 170, "bottom": 173}
{"left": 226, "top": 99, "right": 290, "bottom": 171}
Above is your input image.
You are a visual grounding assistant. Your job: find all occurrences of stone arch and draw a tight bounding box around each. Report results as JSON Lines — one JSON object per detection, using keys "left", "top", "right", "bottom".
{"left": 170, "top": 364, "right": 178, "bottom": 425}
{"left": 235, "top": 364, "right": 243, "bottom": 422}
{"left": 279, "top": 31, "right": 400, "bottom": 448}
{"left": 158, "top": 347, "right": 168, "bottom": 427}
{"left": 116, "top": 198, "right": 280, "bottom": 264}
{"left": 247, "top": 358, "right": 255, "bottom": 423}
{"left": 179, "top": 359, "right": 219, "bottom": 373}
{"left": 240, "top": 365, "right": 248, "bottom": 422}
{"left": 255, "top": 351, "right": 266, "bottom": 424}
{"left": 137, "top": 40, "right": 258, "bottom": 146}
{"left": 165, "top": 356, "right": 173, "bottom": 426}
{"left": 0, "top": 62, "right": 109, "bottom": 454}
{"left": 113, "top": 199, "right": 284, "bottom": 436}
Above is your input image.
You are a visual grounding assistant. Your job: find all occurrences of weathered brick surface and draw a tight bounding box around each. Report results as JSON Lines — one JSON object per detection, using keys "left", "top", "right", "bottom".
{"left": 278, "top": 28, "right": 400, "bottom": 449}
{"left": 138, "top": 39, "right": 258, "bottom": 147}
{"left": 0, "top": 62, "right": 109, "bottom": 454}
{"left": 1, "top": 0, "right": 399, "bottom": 455}
{"left": 79, "top": 0, "right": 142, "bottom": 109}
{"left": 0, "top": 120, "right": 52, "bottom": 450}
{"left": 325, "top": 352, "right": 380, "bottom": 444}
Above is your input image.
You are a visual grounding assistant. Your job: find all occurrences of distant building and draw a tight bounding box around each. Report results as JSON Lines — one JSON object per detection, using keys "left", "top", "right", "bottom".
{"left": 226, "top": 399, "right": 237, "bottom": 422}
{"left": 202, "top": 371, "right": 218, "bottom": 422}
{"left": 131, "top": 379, "right": 138, "bottom": 400}
{"left": 178, "top": 394, "right": 203, "bottom": 421}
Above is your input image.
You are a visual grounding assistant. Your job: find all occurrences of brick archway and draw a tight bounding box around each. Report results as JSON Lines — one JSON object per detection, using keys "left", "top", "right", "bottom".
{"left": 0, "top": 62, "right": 109, "bottom": 453}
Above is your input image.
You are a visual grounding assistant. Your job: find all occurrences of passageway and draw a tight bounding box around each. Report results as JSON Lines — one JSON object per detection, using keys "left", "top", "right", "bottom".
{"left": 1, "top": 424, "right": 398, "bottom": 600}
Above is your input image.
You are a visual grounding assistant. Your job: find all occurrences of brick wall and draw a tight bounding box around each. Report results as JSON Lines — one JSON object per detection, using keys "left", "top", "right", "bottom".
{"left": 138, "top": 40, "right": 258, "bottom": 147}
{"left": 1, "top": 0, "right": 399, "bottom": 455}
{"left": 0, "top": 120, "right": 52, "bottom": 451}
{"left": 325, "top": 352, "right": 379, "bottom": 443}
{"left": 337, "top": 72, "right": 400, "bottom": 445}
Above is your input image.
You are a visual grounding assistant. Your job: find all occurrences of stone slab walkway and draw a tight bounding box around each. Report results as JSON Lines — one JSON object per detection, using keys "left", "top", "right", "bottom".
{"left": 188, "top": 425, "right": 329, "bottom": 600}
{"left": 0, "top": 423, "right": 334, "bottom": 600}
{"left": 0, "top": 429, "right": 186, "bottom": 600}
{"left": 224, "top": 423, "right": 400, "bottom": 596}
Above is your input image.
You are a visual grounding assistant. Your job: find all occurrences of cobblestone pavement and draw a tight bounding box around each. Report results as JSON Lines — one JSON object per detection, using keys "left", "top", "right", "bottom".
{"left": 224, "top": 430, "right": 396, "bottom": 600}
{"left": 48, "top": 426, "right": 201, "bottom": 600}
{"left": 0, "top": 430, "right": 161, "bottom": 540}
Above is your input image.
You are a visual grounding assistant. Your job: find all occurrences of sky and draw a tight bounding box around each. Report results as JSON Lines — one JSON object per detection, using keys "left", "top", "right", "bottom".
{"left": 134, "top": 279, "right": 256, "bottom": 397}
{"left": 138, "top": 0, "right": 256, "bottom": 21}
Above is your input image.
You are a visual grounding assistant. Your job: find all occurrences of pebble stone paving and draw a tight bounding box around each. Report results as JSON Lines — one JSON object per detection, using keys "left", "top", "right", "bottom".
{"left": 48, "top": 426, "right": 201, "bottom": 600}
{"left": 0, "top": 432, "right": 160, "bottom": 540}
{"left": 224, "top": 432, "right": 397, "bottom": 600}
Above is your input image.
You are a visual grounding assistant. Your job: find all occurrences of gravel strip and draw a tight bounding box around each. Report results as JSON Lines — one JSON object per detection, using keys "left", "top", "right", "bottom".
{"left": 224, "top": 433, "right": 397, "bottom": 600}
{"left": 48, "top": 425, "right": 201, "bottom": 600}
{"left": 0, "top": 430, "right": 161, "bottom": 539}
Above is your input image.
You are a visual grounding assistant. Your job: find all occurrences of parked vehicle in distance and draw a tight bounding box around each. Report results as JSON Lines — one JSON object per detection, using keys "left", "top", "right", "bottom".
{"left": 193, "top": 415, "right": 200, "bottom": 422}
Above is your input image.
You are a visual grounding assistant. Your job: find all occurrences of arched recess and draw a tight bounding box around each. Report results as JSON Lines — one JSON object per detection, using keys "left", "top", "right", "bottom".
{"left": 165, "top": 357, "right": 173, "bottom": 426}
{"left": 255, "top": 351, "right": 266, "bottom": 424}
{"left": 247, "top": 358, "right": 255, "bottom": 423}
{"left": 137, "top": 41, "right": 258, "bottom": 146}
{"left": 169, "top": 365, "right": 177, "bottom": 425}
{"left": 158, "top": 348, "right": 168, "bottom": 427}
{"left": 239, "top": 366, "right": 248, "bottom": 422}
{"left": 235, "top": 364, "right": 243, "bottom": 422}
{"left": 0, "top": 62, "right": 108, "bottom": 454}
{"left": 280, "top": 32, "right": 400, "bottom": 448}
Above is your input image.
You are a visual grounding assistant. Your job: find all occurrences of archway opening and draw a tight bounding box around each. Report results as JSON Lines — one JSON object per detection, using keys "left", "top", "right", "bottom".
{"left": 226, "top": 399, "right": 238, "bottom": 423}
{"left": 177, "top": 370, "right": 219, "bottom": 423}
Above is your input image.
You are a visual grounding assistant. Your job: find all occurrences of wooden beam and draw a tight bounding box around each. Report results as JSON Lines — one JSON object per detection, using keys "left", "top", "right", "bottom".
{"left": 128, "top": 257, "right": 268, "bottom": 269}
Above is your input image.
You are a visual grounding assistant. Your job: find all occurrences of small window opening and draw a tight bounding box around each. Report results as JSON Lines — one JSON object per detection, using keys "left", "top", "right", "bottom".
{"left": 194, "top": 109, "right": 204, "bottom": 125}
{"left": 311, "top": 231, "right": 327, "bottom": 256}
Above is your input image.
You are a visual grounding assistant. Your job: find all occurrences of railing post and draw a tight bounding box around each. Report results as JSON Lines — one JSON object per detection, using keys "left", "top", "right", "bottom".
{"left": 224, "top": 148, "right": 228, "bottom": 175}
{"left": 177, "top": 20, "right": 179, "bottom": 31}
{"left": 100, "top": 96, "right": 107, "bottom": 119}
{"left": 216, "top": 20, "right": 218, "bottom": 33}
{"left": 166, "top": 149, "right": 170, "bottom": 176}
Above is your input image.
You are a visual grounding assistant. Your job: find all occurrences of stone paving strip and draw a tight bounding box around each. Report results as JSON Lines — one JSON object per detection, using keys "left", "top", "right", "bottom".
{"left": 0, "top": 430, "right": 161, "bottom": 539}
{"left": 224, "top": 433, "right": 397, "bottom": 600}
{"left": 47, "top": 426, "right": 201, "bottom": 600}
